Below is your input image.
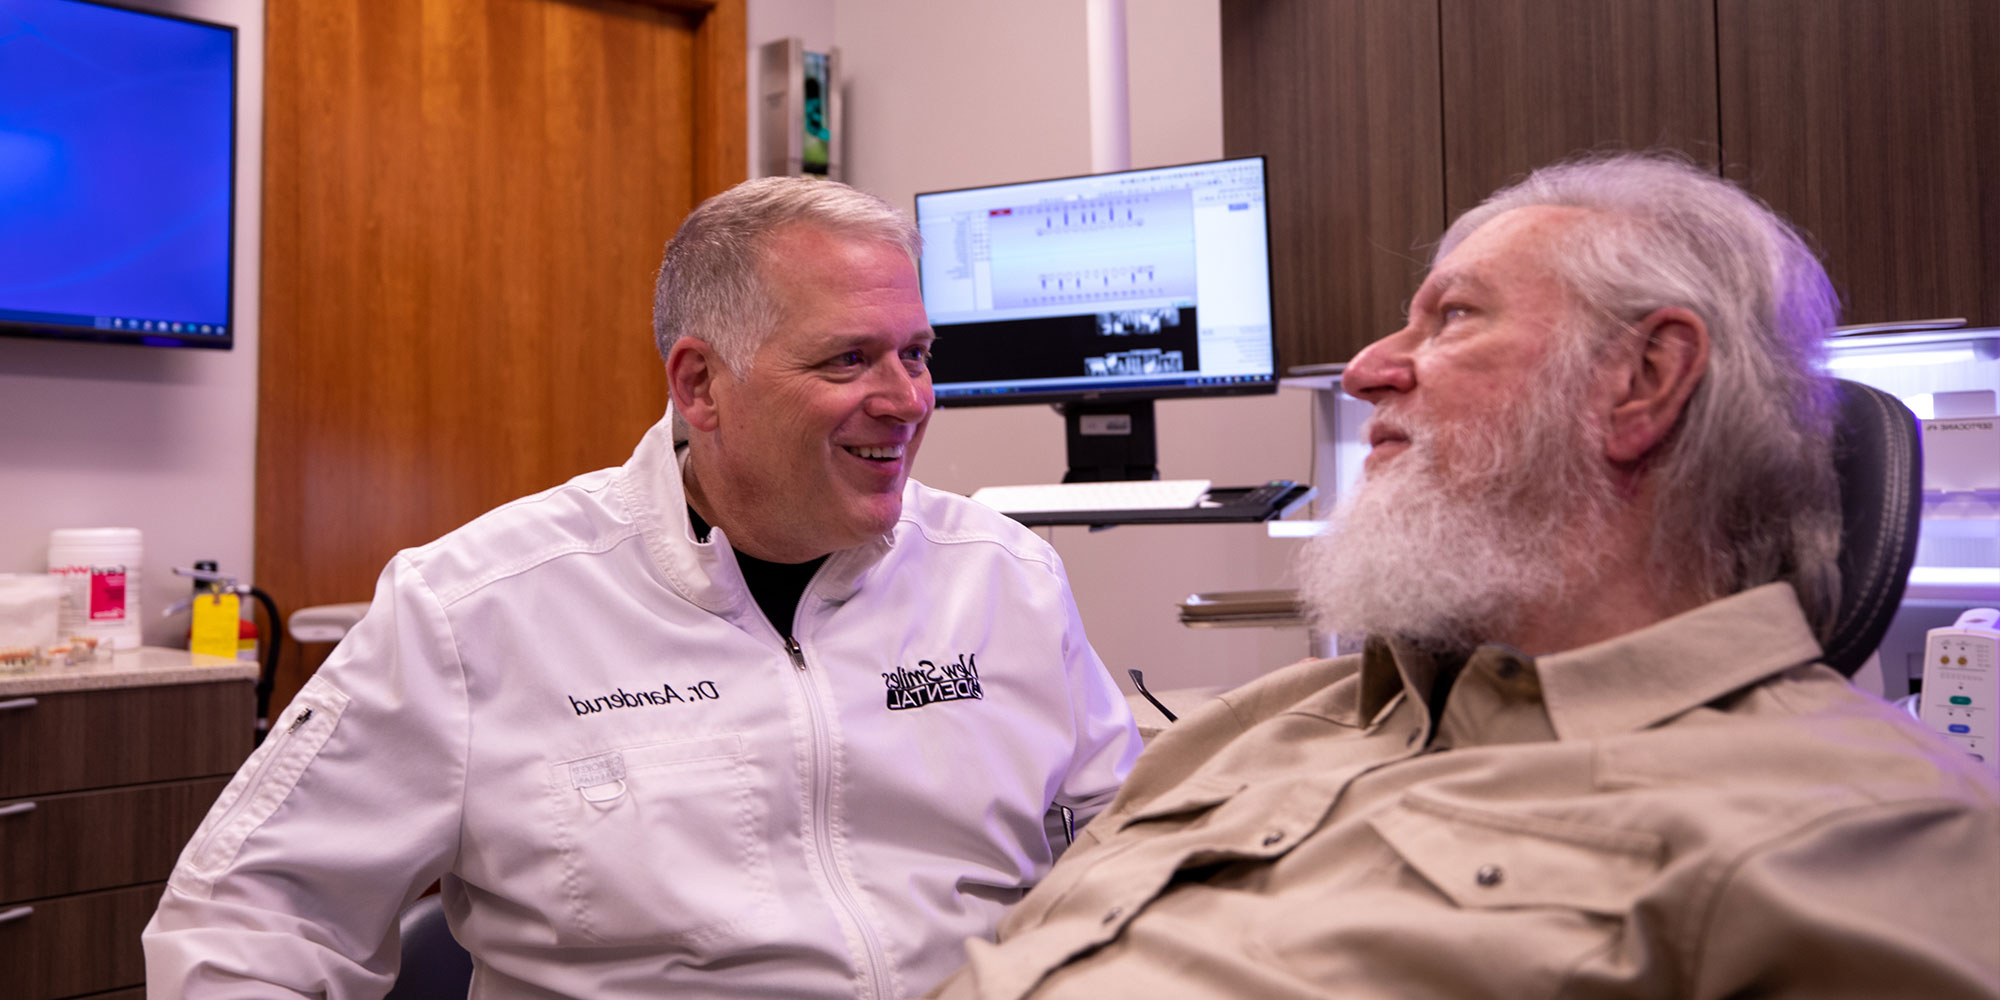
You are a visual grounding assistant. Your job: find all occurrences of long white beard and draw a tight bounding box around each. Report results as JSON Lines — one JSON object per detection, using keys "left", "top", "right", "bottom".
{"left": 1298, "top": 367, "right": 1619, "bottom": 653}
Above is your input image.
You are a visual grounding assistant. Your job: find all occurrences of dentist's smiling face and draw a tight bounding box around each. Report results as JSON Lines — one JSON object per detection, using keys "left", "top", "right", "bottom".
{"left": 687, "top": 225, "right": 935, "bottom": 563}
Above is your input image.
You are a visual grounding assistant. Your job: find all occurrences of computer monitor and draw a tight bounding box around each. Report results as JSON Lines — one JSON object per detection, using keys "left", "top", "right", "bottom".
{"left": 915, "top": 156, "right": 1277, "bottom": 481}
{"left": 0, "top": 0, "right": 241, "bottom": 350}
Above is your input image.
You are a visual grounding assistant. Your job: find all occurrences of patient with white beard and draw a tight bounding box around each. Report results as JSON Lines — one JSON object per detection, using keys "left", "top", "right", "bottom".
{"left": 929, "top": 152, "right": 1999, "bottom": 1000}
{"left": 1301, "top": 320, "right": 1619, "bottom": 654}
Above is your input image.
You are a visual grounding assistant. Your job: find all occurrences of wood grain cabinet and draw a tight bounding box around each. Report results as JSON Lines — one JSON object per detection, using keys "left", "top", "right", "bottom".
{"left": 1, "top": 676, "right": 251, "bottom": 999}
{"left": 1224, "top": 0, "right": 2000, "bottom": 365}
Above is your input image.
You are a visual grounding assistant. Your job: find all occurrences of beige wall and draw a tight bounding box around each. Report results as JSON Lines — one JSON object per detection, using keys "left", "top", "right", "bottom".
{"left": 830, "top": 0, "right": 1320, "bottom": 695}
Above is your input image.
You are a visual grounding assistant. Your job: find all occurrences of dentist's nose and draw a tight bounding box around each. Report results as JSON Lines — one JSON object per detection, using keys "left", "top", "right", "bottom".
{"left": 867, "top": 359, "right": 931, "bottom": 423}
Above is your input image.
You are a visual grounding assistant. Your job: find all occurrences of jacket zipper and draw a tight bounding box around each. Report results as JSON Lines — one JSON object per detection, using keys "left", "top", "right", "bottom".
{"left": 188, "top": 704, "right": 319, "bottom": 868}
{"left": 785, "top": 634, "right": 893, "bottom": 998}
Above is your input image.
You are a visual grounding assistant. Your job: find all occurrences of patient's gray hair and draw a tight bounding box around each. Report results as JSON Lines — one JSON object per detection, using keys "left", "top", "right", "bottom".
{"left": 1438, "top": 152, "right": 1842, "bottom": 635}
{"left": 653, "top": 176, "right": 922, "bottom": 375}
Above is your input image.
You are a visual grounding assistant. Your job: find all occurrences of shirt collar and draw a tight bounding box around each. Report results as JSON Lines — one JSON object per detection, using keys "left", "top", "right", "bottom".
{"left": 1348, "top": 583, "right": 1823, "bottom": 741}
{"left": 1533, "top": 582, "right": 1824, "bottom": 741}
{"left": 636, "top": 409, "right": 895, "bottom": 613}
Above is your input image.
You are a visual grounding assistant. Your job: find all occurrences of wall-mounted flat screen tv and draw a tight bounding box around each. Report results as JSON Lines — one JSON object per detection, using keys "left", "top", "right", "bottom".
{"left": 0, "top": 0, "right": 238, "bottom": 349}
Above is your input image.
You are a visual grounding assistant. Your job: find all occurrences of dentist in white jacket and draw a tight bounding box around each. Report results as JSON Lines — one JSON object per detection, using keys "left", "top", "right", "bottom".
{"left": 144, "top": 177, "right": 1141, "bottom": 999}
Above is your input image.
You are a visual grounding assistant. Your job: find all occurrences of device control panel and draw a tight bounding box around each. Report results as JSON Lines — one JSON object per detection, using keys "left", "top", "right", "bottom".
{"left": 1919, "top": 608, "right": 2000, "bottom": 775}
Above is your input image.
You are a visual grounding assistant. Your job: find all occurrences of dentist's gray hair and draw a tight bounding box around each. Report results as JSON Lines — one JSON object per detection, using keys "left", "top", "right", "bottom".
{"left": 653, "top": 176, "right": 922, "bottom": 375}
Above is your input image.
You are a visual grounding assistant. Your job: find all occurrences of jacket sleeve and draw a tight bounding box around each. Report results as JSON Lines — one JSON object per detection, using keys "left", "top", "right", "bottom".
{"left": 1690, "top": 795, "right": 2000, "bottom": 999}
{"left": 143, "top": 555, "right": 470, "bottom": 999}
{"left": 1044, "top": 552, "right": 1141, "bottom": 831}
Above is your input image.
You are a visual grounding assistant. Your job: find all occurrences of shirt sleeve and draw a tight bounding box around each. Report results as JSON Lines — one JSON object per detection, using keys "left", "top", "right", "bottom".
{"left": 143, "top": 555, "right": 470, "bottom": 998}
{"left": 1691, "top": 795, "right": 2000, "bottom": 999}
{"left": 1044, "top": 552, "right": 1141, "bottom": 831}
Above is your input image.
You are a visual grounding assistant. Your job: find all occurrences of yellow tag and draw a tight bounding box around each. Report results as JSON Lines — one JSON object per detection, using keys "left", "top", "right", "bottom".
{"left": 190, "top": 592, "right": 242, "bottom": 659}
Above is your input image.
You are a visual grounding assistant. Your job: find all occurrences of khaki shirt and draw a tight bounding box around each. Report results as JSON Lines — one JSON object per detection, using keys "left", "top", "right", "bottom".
{"left": 932, "top": 584, "right": 2000, "bottom": 999}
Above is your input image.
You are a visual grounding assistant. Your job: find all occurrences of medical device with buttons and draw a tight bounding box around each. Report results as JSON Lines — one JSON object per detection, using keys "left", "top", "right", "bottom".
{"left": 1917, "top": 608, "right": 1999, "bottom": 774}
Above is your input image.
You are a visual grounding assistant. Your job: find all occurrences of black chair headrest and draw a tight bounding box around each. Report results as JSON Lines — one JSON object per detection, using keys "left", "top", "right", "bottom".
{"left": 1821, "top": 379, "right": 1924, "bottom": 677}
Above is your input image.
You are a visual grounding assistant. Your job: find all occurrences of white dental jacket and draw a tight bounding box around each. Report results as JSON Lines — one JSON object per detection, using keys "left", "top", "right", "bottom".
{"left": 143, "top": 415, "right": 1141, "bottom": 999}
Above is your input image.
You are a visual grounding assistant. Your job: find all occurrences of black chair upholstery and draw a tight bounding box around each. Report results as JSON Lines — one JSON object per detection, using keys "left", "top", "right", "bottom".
{"left": 384, "top": 893, "right": 474, "bottom": 1000}
{"left": 1820, "top": 378, "right": 1924, "bottom": 677}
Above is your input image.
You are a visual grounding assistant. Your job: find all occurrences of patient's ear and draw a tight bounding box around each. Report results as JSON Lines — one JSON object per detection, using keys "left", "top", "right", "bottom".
{"left": 666, "top": 338, "right": 725, "bottom": 433}
{"left": 1605, "top": 306, "right": 1709, "bottom": 465}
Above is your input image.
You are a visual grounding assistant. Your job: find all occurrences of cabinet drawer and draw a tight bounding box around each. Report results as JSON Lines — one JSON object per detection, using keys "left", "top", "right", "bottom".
{"left": 0, "top": 882, "right": 160, "bottom": 999}
{"left": 0, "top": 683, "right": 252, "bottom": 799}
{"left": 1, "top": 777, "right": 230, "bottom": 902}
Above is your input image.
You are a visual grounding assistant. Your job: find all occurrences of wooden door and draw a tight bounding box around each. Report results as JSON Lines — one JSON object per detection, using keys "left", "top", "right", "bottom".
{"left": 256, "top": 0, "right": 745, "bottom": 711}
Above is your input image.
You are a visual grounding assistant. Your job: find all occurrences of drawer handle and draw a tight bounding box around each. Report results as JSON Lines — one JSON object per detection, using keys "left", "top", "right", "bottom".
{"left": 0, "top": 698, "right": 36, "bottom": 713}
{"left": 0, "top": 802, "right": 33, "bottom": 819}
{"left": 0, "top": 906, "right": 30, "bottom": 925}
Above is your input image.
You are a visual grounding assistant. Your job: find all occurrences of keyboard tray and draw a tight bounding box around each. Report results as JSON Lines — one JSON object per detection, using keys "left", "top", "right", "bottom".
{"left": 1000, "top": 482, "right": 1315, "bottom": 528}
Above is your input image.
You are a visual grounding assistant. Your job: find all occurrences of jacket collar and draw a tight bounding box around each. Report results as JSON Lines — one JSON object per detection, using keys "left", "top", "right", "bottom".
{"left": 1348, "top": 583, "right": 1824, "bottom": 741}
{"left": 616, "top": 411, "right": 897, "bottom": 622}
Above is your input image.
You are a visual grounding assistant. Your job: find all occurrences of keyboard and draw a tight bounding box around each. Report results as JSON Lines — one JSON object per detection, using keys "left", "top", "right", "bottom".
{"left": 969, "top": 479, "right": 1213, "bottom": 514}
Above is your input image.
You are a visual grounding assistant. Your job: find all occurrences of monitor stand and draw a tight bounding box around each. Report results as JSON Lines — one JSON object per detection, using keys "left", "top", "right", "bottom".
{"left": 1059, "top": 400, "right": 1159, "bottom": 482}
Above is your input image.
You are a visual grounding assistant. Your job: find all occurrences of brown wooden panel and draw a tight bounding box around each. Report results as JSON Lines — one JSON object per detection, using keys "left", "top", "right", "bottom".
{"left": 0, "top": 777, "right": 229, "bottom": 903}
{"left": 0, "top": 882, "right": 161, "bottom": 999}
{"left": 1221, "top": 0, "right": 1444, "bottom": 366}
{"left": 0, "top": 684, "right": 252, "bottom": 800}
{"left": 1438, "top": 0, "right": 1719, "bottom": 223}
{"left": 1718, "top": 0, "right": 1999, "bottom": 328}
{"left": 256, "top": 0, "right": 746, "bottom": 714}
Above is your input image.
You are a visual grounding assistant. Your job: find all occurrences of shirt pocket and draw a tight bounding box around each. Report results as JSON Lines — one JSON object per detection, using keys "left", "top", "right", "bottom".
{"left": 1115, "top": 777, "right": 1246, "bottom": 831}
{"left": 543, "top": 733, "right": 781, "bottom": 949}
{"left": 1369, "top": 792, "right": 1665, "bottom": 915}
{"left": 1254, "top": 793, "right": 1669, "bottom": 996}
{"left": 170, "top": 673, "right": 351, "bottom": 898}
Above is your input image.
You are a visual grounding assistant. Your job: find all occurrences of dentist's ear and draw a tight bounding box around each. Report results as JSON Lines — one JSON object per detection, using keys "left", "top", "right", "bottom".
{"left": 1604, "top": 307, "right": 1709, "bottom": 465}
{"left": 667, "top": 339, "right": 725, "bottom": 433}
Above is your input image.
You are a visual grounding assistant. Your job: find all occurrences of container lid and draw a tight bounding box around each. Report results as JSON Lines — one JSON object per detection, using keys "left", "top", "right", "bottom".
{"left": 49, "top": 527, "right": 143, "bottom": 544}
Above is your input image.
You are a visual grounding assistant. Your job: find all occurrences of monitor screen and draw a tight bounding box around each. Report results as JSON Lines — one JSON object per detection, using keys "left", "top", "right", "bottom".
{"left": 916, "top": 156, "right": 1275, "bottom": 407}
{"left": 0, "top": 0, "right": 238, "bottom": 349}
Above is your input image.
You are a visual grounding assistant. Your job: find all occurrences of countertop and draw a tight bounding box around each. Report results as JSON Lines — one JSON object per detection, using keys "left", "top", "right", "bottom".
{"left": 0, "top": 646, "right": 257, "bottom": 696}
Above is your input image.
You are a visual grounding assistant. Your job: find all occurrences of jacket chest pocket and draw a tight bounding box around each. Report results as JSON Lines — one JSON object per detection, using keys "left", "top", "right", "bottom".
{"left": 543, "top": 733, "right": 781, "bottom": 949}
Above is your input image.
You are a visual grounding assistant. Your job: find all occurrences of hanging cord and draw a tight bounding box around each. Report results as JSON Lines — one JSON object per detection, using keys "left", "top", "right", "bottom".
{"left": 247, "top": 586, "right": 282, "bottom": 745}
{"left": 1127, "top": 668, "right": 1177, "bottom": 723}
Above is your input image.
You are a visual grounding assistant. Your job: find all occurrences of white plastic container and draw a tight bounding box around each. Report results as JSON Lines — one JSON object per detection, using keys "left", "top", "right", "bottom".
{"left": 48, "top": 527, "right": 144, "bottom": 651}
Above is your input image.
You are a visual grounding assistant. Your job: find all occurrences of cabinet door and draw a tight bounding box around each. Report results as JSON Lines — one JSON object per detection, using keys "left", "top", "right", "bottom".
{"left": 1221, "top": 0, "right": 1444, "bottom": 366}
{"left": 0, "top": 883, "right": 161, "bottom": 999}
{"left": 1439, "top": 0, "right": 1720, "bottom": 222}
{"left": 1718, "top": 0, "right": 2000, "bottom": 328}
{"left": 0, "top": 777, "right": 230, "bottom": 902}
{"left": 0, "top": 683, "right": 252, "bottom": 800}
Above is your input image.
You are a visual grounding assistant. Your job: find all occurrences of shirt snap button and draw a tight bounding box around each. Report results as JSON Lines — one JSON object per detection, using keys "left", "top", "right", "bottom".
{"left": 1405, "top": 729, "right": 1422, "bottom": 746}
{"left": 1102, "top": 907, "right": 1123, "bottom": 925}
{"left": 1262, "top": 830, "right": 1284, "bottom": 846}
{"left": 1475, "top": 864, "right": 1504, "bottom": 887}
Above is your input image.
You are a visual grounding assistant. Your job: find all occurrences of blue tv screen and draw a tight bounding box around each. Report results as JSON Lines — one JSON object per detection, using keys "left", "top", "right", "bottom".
{"left": 0, "top": 0, "right": 237, "bottom": 349}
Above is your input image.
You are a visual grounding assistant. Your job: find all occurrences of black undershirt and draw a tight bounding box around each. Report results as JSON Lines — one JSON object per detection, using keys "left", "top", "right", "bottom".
{"left": 687, "top": 506, "right": 826, "bottom": 637}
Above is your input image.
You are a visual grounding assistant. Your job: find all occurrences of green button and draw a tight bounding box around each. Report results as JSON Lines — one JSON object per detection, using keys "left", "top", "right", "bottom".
{"left": 1950, "top": 696, "right": 1972, "bottom": 705}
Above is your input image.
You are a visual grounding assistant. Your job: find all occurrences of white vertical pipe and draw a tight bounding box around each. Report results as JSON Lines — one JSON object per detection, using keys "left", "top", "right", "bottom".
{"left": 1086, "top": 0, "right": 1131, "bottom": 174}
